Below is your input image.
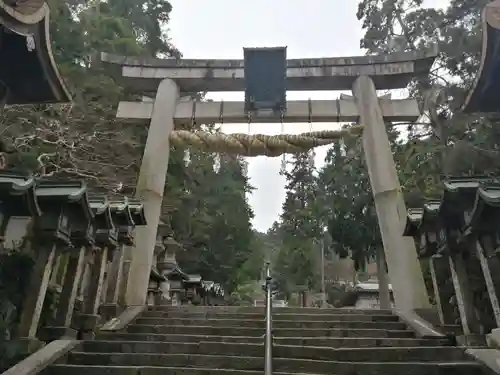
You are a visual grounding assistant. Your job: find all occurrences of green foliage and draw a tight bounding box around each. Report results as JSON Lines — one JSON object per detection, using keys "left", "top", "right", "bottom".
{"left": 326, "top": 283, "right": 353, "bottom": 308}
{"left": 317, "top": 128, "right": 380, "bottom": 270}
{"left": 172, "top": 154, "right": 256, "bottom": 293}
{"left": 228, "top": 282, "right": 262, "bottom": 306}
{"left": 273, "top": 152, "right": 322, "bottom": 295}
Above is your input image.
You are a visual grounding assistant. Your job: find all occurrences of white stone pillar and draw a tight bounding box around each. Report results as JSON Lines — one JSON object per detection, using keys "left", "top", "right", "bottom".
{"left": 376, "top": 247, "right": 391, "bottom": 310}
{"left": 125, "top": 78, "right": 179, "bottom": 306}
{"left": 352, "top": 76, "right": 430, "bottom": 312}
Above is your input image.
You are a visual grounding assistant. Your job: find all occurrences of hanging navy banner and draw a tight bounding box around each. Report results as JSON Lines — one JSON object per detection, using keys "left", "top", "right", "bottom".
{"left": 244, "top": 47, "right": 287, "bottom": 114}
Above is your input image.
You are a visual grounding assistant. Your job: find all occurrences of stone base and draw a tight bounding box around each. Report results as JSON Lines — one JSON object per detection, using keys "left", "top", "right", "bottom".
{"left": 487, "top": 328, "right": 500, "bottom": 348}
{"left": 99, "top": 304, "right": 122, "bottom": 321}
{"left": 441, "top": 324, "right": 463, "bottom": 335}
{"left": 38, "top": 326, "right": 78, "bottom": 342}
{"left": 76, "top": 313, "right": 101, "bottom": 332}
{"left": 79, "top": 331, "right": 96, "bottom": 340}
{"left": 146, "top": 291, "right": 156, "bottom": 306}
{"left": 456, "top": 334, "right": 487, "bottom": 346}
{"left": 466, "top": 347, "right": 500, "bottom": 374}
{"left": 155, "top": 293, "right": 167, "bottom": 306}
{"left": 413, "top": 307, "right": 441, "bottom": 327}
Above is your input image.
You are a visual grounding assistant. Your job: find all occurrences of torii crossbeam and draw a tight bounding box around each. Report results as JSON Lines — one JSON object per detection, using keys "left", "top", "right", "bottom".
{"left": 101, "top": 47, "right": 436, "bottom": 93}
{"left": 117, "top": 98, "right": 421, "bottom": 124}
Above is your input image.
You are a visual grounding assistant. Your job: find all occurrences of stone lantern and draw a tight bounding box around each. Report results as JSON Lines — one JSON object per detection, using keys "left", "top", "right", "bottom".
{"left": 18, "top": 179, "right": 91, "bottom": 349}
{"left": 438, "top": 178, "right": 488, "bottom": 253}
{"left": 0, "top": 170, "right": 40, "bottom": 248}
{"left": 403, "top": 203, "right": 440, "bottom": 259}
{"left": 147, "top": 267, "right": 165, "bottom": 307}
{"left": 146, "top": 221, "right": 168, "bottom": 307}
{"left": 405, "top": 177, "right": 498, "bottom": 344}
{"left": 438, "top": 178, "right": 488, "bottom": 341}
{"left": 465, "top": 184, "right": 500, "bottom": 332}
{"left": 109, "top": 198, "right": 134, "bottom": 246}
{"left": 420, "top": 201, "right": 440, "bottom": 257}
{"left": 157, "top": 234, "right": 187, "bottom": 305}
{"left": 404, "top": 201, "right": 454, "bottom": 328}
{"left": 128, "top": 199, "right": 147, "bottom": 227}
{"left": 183, "top": 275, "right": 203, "bottom": 305}
{"left": 108, "top": 198, "right": 135, "bottom": 308}
{"left": 403, "top": 208, "right": 423, "bottom": 255}
{"left": 89, "top": 196, "right": 119, "bottom": 322}
{"left": 40, "top": 182, "right": 95, "bottom": 342}
{"left": 129, "top": 200, "right": 149, "bottom": 305}
{"left": 91, "top": 196, "right": 118, "bottom": 248}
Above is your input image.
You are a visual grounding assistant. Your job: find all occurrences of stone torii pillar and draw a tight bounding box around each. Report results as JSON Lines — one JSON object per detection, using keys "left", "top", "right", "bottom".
{"left": 125, "top": 79, "right": 179, "bottom": 306}
{"left": 353, "top": 76, "right": 430, "bottom": 312}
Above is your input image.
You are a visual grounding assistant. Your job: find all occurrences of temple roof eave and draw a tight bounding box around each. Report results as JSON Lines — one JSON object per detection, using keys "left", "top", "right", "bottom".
{"left": 0, "top": 6, "right": 71, "bottom": 104}
{"left": 150, "top": 267, "right": 166, "bottom": 282}
{"left": 165, "top": 266, "right": 189, "bottom": 280}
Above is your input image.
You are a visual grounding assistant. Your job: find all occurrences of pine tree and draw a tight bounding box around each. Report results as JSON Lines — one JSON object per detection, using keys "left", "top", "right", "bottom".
{"left": 274, "top": 152, "right": 321, "bottom": 295}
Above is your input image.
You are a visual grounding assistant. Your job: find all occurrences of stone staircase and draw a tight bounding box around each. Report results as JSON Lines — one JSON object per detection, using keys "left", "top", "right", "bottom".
{"left": 44, "top": 306, "right": 488, "bottom": 375}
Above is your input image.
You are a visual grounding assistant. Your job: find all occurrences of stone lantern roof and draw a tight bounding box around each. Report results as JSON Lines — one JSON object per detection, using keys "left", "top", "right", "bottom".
{"left": 164, "top": 236, "right": 183, "bottom": 251}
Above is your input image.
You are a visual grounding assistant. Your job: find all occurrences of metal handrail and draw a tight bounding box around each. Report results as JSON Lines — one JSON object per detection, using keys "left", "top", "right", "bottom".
{"left": 264, "top": 261, "right": 273, "bottom": 375}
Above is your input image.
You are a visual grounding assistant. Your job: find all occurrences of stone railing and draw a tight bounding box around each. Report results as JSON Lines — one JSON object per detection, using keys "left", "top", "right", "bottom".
{"left": 403, "top": 177, "right": 500, "bottom": 345}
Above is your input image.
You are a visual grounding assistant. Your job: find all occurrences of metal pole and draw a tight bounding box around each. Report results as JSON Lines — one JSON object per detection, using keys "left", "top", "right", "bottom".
{"left": 320, "top": 238, "right": 326, "bottom": 308}
{"left": 264, "top": 261, "right": 273, "bottom": 375}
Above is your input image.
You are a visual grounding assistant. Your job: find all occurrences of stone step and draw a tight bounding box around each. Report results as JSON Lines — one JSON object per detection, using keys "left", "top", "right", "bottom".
{"left": 141, "top": 311, "right": 400, "bottom": 322}
{"left": 95, "top": 332, "right": 448, "bottom": 347}
{"left": 61, "top": 353, "right": 484, "bottom": 373}
{"left": 149, "top": 306, "right": 394, "bottom": 315}
{"left": 132, "top": 317, "right": 408, "bottom": 330}
{"left": 125, "top": 324, "right": 415, "bottom": 338}
{"left": 45, "top": 362, "right": 485, "bottom": 375}
{"left": 275, "top": 337, "right": 450, "bottom": 348}
{"left": 79, "top": 341, "right": 469, "bottom": 362}
{"left": 97, "top": 332, "right": 264, "bottom": 343}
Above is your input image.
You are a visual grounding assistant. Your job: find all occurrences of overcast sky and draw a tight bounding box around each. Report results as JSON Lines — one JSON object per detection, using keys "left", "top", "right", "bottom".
{"left": 168, "top": 0, "right": 449, "bottom": 232}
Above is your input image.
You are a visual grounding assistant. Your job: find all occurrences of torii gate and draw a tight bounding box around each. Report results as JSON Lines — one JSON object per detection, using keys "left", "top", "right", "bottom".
{"left": 101, "top": 46, "right": 438, "bottom": 312}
